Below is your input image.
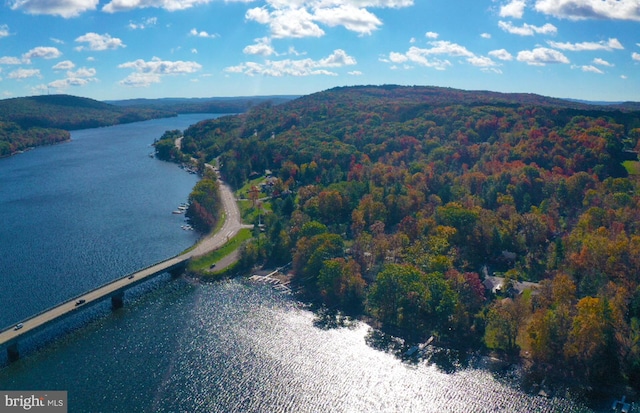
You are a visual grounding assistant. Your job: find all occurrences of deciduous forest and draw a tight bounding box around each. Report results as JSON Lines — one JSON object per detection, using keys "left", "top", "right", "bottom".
{"left": 178, "top": 85, "right": 640, "bottom": 391}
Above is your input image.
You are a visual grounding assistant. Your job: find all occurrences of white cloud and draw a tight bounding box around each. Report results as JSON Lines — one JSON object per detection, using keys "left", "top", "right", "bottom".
{"left": 245, "top": 0, "right": 413, "bottom": 38}
{"left": 547, "top": 38, "right": 624, "bottom": 51}
{"left": 189, "top": 28, "right": 219, "bottom": 38}
{"left": 8, "top": 68, "right": 41, "bottom": 79}
{"left": 468, "top": 55, "right": 499, "bottom": 67}
{"left": 0, "top": 24, "right": 9, "bottom": 38}
{"left": 250, "top": 7, "right": 324, "bottom": 39}
{"left": 386, "top": 41, "right": 498, "bottom": 71}
{"left": 517, "top": 47, "right": 570, "bottom": 65}
{"left": 535, "top": 0, "right": 640, "bottom": 21}
{"left": 118, "top": 56, "right": 202, "bottom": 87}
{"left": 426, "top": 40, "right": 474, "bottom": 57}
{"left": 592, "top": 58, "right": 613, "bottom": 67}
{"left": 22, "top": 46, "right": 62, "bottom": 63}
{"left": 319, "top": 49, "right": 357, "bottom": 66}
{"left": 633, "top": 52, "right": 640, "bottom": 62}
{"left": 0, "top": 56, "right": 22, "bottom": 65}
{"left": 128, "top": 17, "right": 158, "bottom": 30}
{"left": 246, "top": 6, "right": 270, "bottom": 24}
{"left": 68, "top": 67, "right": 96, "bottom": 77}
{"left": 313, "top": 5, "right": 382, "bottom": 35}
{"left": 53, "top": 60, "right": 76, "bottom": 70}
{"left": 75, "top": 33, "right": 125, "bottom": 51}
{"left": 103, "top": 0, "right": 209, "bottom": 13}
{"left": 489, "top": 49, "right": 513, "bottom": 61}
{"left": 224, "top": 49, "right": 356, "bottom": 77}
{"left": 49, "top": 77, "right": 93, "bottom": 88}
{"left": 118, "top": 56, "right": 202, "bottom": 75}
{"left": 425, "top": 31, "right": 439, "bottom": 39}
{"left": 191, "top": 48, "right": 198, "bottom": 54}
{"left": 243, "top": 37, "right": 275, "bottom": 56}
{"left": 500, "top": 0, "right": 526, "bottom": 18}
{"left": 9, "top": 0, "right": 98, "bottom": 17}
{"left": 50, "top": 37, "right": 64, "bottom": 44}
{"left": 498, "top": 20, "right": 557, "bottom": 36}
{"left": 576, "top": 65, "right": 604, "bottom": 74}
{"left": 119, "top": 72, "right": 162, "bottom": 87}
{"left": 49, "top": 66, "right": 98, "bottom": 90}
{"left": 348, "top": 70, "right": 363, "bottom": 75}
{"left": 481, "top": 33, "right": 492, "bottom": 39}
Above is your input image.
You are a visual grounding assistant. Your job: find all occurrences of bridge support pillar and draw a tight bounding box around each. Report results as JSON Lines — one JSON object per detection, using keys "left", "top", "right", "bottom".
{"left": 7, "top": 343, "right": 19, "bottom": 362}
{"left": 111, "top": 292, "right": 124, "bottom": 310}
{"left": 168, "top": 264, "right": 186, "bottom": 278}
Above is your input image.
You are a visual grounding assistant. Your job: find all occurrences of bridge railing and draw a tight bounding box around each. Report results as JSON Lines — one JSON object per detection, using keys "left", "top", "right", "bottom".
{"left": 0, "top": 253, "right": 189, "bottom": 334}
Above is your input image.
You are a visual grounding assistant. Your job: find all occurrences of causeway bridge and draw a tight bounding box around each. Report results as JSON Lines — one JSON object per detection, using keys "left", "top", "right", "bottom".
{"left": 0, "top": 255, "right": 190, "bottom": 362}
{"left": 0, "top": 171, "right": 248, "bottom": 362}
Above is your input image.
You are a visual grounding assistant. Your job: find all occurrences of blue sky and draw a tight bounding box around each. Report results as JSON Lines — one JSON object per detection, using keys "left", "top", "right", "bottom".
{"left": 1, "top": 0, "right": 639, "bottom": 101}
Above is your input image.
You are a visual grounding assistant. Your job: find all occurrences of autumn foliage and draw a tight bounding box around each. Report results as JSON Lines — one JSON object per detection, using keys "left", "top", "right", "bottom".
{"left": 181, "top": 85, "right": 640, "bottom": 389}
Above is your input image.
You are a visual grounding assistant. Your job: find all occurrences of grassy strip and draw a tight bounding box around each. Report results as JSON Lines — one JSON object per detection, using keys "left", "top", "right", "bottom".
{"left": 187, "top": 228, "right": 252, "bottom": 272}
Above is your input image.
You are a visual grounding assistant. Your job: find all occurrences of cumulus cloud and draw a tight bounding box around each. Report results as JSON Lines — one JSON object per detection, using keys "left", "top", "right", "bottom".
{"left": 314, "top": 5, "right": 382, "bottom": 35}
{"left": 128, "top": 17, "right": 158, "bottom": 30}
{"left": 535, "top": 0, "right": 640, "bottom": 21}
{"left": 119, "top": 56, "right": 202, "bottom": 74}
{"left": 348, "top": 70, "right": 362, "bottom": 75}
{"left": 517, "top": 47, "right": 570, "bottom": 65}
{"left": 489, "top": 49, "right": 513, "bottom": 60}
{"left": 385, "top": 40, "right": 500, "bottom": 72}
{"left": 189, "top": 28, "right": 219, "bottom": 38}
{"left": 103, "top": 0, "right": 209, "bottom": 13}
{"left": 572, "top": 64, "right": 604, "bottom": 74}
{"left": 500, "top": 0, "right": 526, "bottom": 18}
{"left": 22, "top": 47, "right": 62, "bottom": 63}
{"left": 243, "top": 37, "right": 275, "bottom": 56}
{"left": 547, "top": 38, "right": 624, "bottom": 51}
{"left": 119, "top": 72, "right": 162, "bottom": 87}
{"left": 248, "top": 7, "right": 324, "bottom": 38}
{"left": 592, "top": 58, "right": 613, "bottom": 67}
{"left": 8, "top": 68, "right": 41, "bottom": 79}
{"left": 9, "top": 0, "right": 98, "bottom": 17}
{"left": 0, "top": 24, "right": 9, "bottom": 38}
{"left": 498, "top": 20, "right": 557, "bottom": 36}
{"left": 53, "top": 60, "right": 76, "bottom": 70}
{"left": 425, "top": 31, "right": 439, "bottom": 39}
{"left": 0, "top": 56, "right": 22, "bottom": 65}
{"left": 481, "top": 33, "right": 492, "bottom": 39}
{"left": 49, "top": 66, "right": 98, "bottom": 90}
{"left": 224, "top": 49, "right": 356, "bottom": 77}
{"left": 75, "top": 33, "right": 125, "bottom": 51}
{"left": 118, "top": 56, "right": 202, "bottom": 86}
{"left": 633, "top": 52, "right": 640, "bottom": 62}
{"left": 245, "top": 0, "right": 413, "bottom": 38}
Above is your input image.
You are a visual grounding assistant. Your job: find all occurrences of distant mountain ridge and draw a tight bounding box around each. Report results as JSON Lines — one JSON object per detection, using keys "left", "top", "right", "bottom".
{"left": 106, "top": 95, "right": 299, "bottom": 114}
{"left": 0, "top": 94, "right": 174, "bottom": 130}
{"left": 0, "top": 94, "right": 174, "bottom": 157}
{"left": 287, "top": 85, "right": 640, "bottom": 112}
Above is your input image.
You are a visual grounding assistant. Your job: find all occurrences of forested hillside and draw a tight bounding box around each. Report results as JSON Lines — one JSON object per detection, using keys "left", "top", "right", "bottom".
{"left": 180, "top": 85, "right": 640, "bottom": 390}
{"left": 0, "top": 94, "right": 173, "bottom": 157}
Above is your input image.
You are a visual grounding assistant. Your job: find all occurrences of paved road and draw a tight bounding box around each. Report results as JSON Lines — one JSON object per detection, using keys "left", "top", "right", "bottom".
{"left": 0, "top": 168, "right": 248, "bottom": 347}
{"left": 186, "top": 170, "right": 252, "bottom": 258}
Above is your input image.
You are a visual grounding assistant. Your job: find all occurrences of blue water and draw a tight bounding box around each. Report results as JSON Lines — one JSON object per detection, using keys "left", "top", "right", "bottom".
{"left": 0, "top": 114, "right": 211, "bottom": 327}
{"left": 0, "top": 116, "right": 600, "bottom": 412}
